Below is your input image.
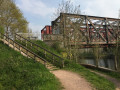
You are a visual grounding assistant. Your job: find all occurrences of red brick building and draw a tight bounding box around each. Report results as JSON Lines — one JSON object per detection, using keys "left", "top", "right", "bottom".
{"left": 41, "top": 25, "right": 52, "bottom": 40}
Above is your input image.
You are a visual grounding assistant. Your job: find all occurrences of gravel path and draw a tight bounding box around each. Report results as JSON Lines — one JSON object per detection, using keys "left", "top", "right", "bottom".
{"left": 90, "top": 71, "right": 120, "bottom": 90}
{"left": 52, "top": 70, "right": 93, "bottom": 90}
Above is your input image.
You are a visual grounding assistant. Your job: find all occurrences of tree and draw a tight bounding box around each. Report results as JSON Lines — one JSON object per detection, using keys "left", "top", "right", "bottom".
{"left": 53, "top": 0, "right": 81, "bottom": 62}
{"left": 0, "top": 0, "right": 28, "bottom": 37}
{"left": 0, "top": 0, "right": 3, "bottom": 6}
{"left": 53, "top": 0, "right": 81, "bottom": 19}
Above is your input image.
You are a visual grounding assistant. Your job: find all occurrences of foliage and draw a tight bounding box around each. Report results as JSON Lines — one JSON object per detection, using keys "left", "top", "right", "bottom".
{"left": 51, "top": 42, "right": 63, "bottom": 53}
{"left": 16, "top": 39, "right": 117, "bottom": 90}
{"left": 0, "top": 26, "right": 4, "bottom": 34}
{"left": 16, "top": 40, "right": 64, "bottom": 68}
{"left": 53, "top": 0, "right": 81, "bottom": 19}
{"left": 0, "top": 41, "right": 62, "bottom": 90}
{"left": 103, "top": 46, "right": 120, "bottom": 70}
{"left": 33, "top": 40, "right": 63, "bottom": 55}
{"left": 64, "top": 60, "right": 116, "bottom": 90}
{"left": 78, "top": 51, "right": 95, "bottom": 59}
{"left": 0, "top": 0, "right": 29, "bottom": 37}
{"left": 89, "top": 68, "right": 120, "bottom": 81}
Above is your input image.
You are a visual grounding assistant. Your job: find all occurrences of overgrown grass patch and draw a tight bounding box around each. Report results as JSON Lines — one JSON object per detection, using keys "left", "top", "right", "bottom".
{"left": 0, "top": 41, "right": 62, "bottom": 90}
{"left": 16, "top": 40, "right": 117, "bottom": 90}
{"left": 89, "top": 68, "right": 120, "bottom": 81}
{"left": 32, "top": 40, "right": 63, "bottom": 55}
{"left": 64, "top": 60, "right": 116, "bottom": 90}
{"left": 16, "top": 40, "right": 64, "bottom": 68}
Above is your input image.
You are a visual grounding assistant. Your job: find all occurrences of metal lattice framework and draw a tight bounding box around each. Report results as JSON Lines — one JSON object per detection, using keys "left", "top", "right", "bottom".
{"left": 51, "top": 13, "right": 120, "bottom": 47}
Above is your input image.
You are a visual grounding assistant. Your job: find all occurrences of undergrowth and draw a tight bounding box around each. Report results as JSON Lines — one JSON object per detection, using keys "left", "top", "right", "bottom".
{"left": 89, "top": 68, "right": 120, "bottom": 81}
{"left": 0, "top": 41, "right": 62, "bottom": 90}
{"left": 16, "top": 40, "right": 64, "bottom": 68}
{"left": 64, "top": 60, "right": 116, "bottom": 90}
{"left": 33, "top": 40, "right": 116, "bottom": 90}
{"left": 16, "top": 40, "right": 117, "bottom": 90}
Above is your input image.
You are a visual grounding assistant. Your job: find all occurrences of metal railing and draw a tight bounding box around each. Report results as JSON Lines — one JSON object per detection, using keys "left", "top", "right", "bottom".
{"left": 0, "top": 32, "right": 47, "bottom": 66}
{"left": 15, "top": 33, "right": 64, "bottom": 68}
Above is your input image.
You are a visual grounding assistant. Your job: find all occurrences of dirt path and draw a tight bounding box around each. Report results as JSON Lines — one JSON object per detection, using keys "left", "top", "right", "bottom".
{"left": 90, "top": 71, "right": 120, "bottom": 90}
{"left": 51, "top": 70, "right": 93, "bottom": 90}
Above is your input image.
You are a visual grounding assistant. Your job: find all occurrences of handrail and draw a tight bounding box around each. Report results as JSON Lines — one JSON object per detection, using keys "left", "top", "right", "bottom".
{"left": 15, "top": 33, "right": 63, "bottom": 59}
{"left": 15, "top": 33, "right": 64, "bottom": 68}
{"left": 0, "top": 32, "right": 46, "bottom": 65}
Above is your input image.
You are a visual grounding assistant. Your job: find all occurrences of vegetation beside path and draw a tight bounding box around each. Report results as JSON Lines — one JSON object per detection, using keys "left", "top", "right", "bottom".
{"left": 13, "top": 39, "right": 117, "bottom": 90}
{"left": 32, "top": 40, "right": 116, "bottom": 90}
{"left": 0, "top": 41, "right": 62, "bottom": 90}
{"left": 89, "top": 68, "right": 120, "bottom": 81}
{"left": 24, "top": 41, "right": 115, "bottom": 90}
{"left": 64, "top": 61, "right": 115, "bottom": 90}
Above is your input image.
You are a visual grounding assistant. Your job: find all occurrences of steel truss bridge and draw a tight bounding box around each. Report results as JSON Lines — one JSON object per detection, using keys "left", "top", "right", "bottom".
{"left": 44, "top": 13, "right": 120, "bottom": 48}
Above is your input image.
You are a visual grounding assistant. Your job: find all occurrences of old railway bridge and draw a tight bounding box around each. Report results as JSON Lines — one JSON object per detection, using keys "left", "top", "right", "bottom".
{"left": 43, "top": 13, "right": 120, "bottom": 48}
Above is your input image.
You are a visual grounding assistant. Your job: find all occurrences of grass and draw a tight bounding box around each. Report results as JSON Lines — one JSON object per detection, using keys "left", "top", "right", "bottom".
{"left": 89, "top": 68, "right": 120, "bottom": 81}
{"left": 16, "top": 40, "right": 64, "bottom": 68}
{"left": 32, "top": 40, "right": 63, "bottom": 55}
{"left": 0, "top": 41, "right": 62, "bottom": 90}
{"left": 32, "top": 40, "right": 116, "bottom": 90}
{"left": 17, "top": 40, "right": 117, "bottom": 90}
{"left": 64, "top": 61, "right": 116, "bottom": 90}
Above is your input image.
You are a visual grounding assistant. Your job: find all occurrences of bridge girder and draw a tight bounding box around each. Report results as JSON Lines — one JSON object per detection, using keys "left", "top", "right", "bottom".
{"left": 52, "top": 13, "right": 120, "bottom": 46}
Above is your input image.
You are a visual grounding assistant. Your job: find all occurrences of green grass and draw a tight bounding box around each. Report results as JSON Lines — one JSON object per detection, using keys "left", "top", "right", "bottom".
{"left": 16, "top": 40, "right": 64, "bottom": 68}
{"left": 0, "top": 41, "right": 62, "bottom": 90}
{"left": 64, "top": 61, "right": 116, "bottom": 90}
{"left": 32, "top": 40, "right": 63, "bottom": 55}
{"left": 89, "top": 68, "right": 120, "bottom": 81}
{"left": 32, "top": 40, "right": 116, "bottom": 90}
{"left": 16, "top": 40, "right": 116, "bottom": 90}
{"left": 103, "top": 71, "right": 120, "bottom": 80}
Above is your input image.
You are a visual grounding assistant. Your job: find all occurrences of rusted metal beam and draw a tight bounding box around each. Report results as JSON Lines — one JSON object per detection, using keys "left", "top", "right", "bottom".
{"left": 87, "top": 18, "right": 106, "bottom": 42}
{"left": 51, "top": 13, "right": 120, "bottom": 47}
{"left": 61, "top": 13, "right": 120, "bottom": 21}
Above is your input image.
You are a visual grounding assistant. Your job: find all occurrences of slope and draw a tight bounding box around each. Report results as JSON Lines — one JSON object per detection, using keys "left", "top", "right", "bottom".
{"left": 0, "top": 41, "right": 62, "bottom": 90}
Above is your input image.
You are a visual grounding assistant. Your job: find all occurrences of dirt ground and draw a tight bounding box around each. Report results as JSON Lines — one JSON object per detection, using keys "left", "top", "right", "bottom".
{"left": 52, "top": 70, "right": 93, "bottom": 90}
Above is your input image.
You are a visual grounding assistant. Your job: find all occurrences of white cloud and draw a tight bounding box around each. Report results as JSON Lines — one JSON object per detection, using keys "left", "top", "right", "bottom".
{"left": 29, "top": 23, "right": 43, "bottom": 33}
{"left": 17, "top": 0, "right": 55, "bottom": 17}
{"left": 28, "top": 23, "right": 43, "bottom": 39}
{"left": 66, "top": 0, "right": 120, "bottom": 18}
{"left": 81, "top": 0, "right": 120, "bottom": 18}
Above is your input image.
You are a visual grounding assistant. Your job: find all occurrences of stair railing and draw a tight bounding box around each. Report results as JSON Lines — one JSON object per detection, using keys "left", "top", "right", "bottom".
{"left": 15, "top": 33, "right": 64, "bottom": 68}
{"left": 0, "top": 32, "right": 47, "bottom": 66}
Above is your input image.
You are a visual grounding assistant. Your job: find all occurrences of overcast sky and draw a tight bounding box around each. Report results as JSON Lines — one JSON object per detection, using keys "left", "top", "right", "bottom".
{"left": 15, "top": 0, "right": 120, "bottom": 33}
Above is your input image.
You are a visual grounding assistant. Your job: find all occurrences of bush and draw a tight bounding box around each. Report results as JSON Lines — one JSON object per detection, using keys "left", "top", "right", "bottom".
{"left": 0, "top": 41, "right": 61, "bottom": 90}
{"left": 51, "top": 42, "right": 63, "bottom": 53}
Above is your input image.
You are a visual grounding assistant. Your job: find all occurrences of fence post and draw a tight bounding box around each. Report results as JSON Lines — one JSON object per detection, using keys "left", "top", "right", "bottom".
{"left": 26, "top": 40, "right": 27, "bottom": 47}
{"left": 44, "top": 50, "right": 46, "bottom": 57}
{"left": 44, "top": 61, "right": 46, "bottom": 67}
{"left": 0, "top": 33, "right": 2, "bottom": 39}
{"left": 31, "top": 43, "right": 32, "bottom": 47}
{"left": 20, "top": 36, "right": 22, "bottom": 43}
{"left": 52, "top": 55, "right": 54, "bottom": 63}
{"left": 62, "top": 59, "right": 64, "bottom": 68}
{"left": 26, "top": 49, "right": 29, "bottom": 58}
{"left": 0, "top": 33, "right": 1, "bottom": 39}
{"left": 13, "top": 42, "right": 15, "bottom": 49}
{"left": 34, "top": 54, "right": 36, "bottom": 60}
{"left": 8, "top": 38, "right": 10, "bottom": 45}
{"left": 19, "top": 45, "right": 21, "bottom": 52}
{"left": 14, "top": 34, "right": 16, "bottom": 41}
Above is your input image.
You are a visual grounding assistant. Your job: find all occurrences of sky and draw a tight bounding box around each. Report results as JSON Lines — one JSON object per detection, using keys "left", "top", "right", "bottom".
{"left": 15, "top": 0, "right": 120, "bottom": 33}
